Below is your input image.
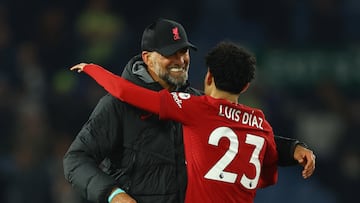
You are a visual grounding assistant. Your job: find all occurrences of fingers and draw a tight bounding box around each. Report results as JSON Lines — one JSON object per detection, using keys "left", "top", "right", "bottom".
{"left": 70, "top": 63, "right": 88, "bottom": 73}
{"left": 293, "top": 145, "right": 316, "bottom": 179}
{"left": 69, "top": 66, "right": 79, "bottom": 71}
{"left": 302, "top": 153, "right": 316, "bottom": 179}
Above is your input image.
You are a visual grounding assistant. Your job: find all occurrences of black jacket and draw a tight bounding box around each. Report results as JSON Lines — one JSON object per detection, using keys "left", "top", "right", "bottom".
{"left": 63, "top": 55, "right": 302, "bottom": 203}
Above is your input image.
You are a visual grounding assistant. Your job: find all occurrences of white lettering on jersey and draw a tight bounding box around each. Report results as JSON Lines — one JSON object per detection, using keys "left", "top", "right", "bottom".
{"left": 242, "top": 111, "right": 263, "bottom": 130}
{"left": 218, "top": 105, "right": 241, "bottom": 122}
{"left": 218, "top": 105, "right": 263, "bottom": 129}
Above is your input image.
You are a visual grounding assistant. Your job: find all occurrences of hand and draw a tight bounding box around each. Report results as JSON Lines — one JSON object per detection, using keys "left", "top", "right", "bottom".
{"left": 110, "top": 193, "right": 137, "bottom": 203}
{"left": 293, "top": 145, "right": 316, "bottom": 179}
{"left": 70, "top": 63, "right": 88, "bottom": 73}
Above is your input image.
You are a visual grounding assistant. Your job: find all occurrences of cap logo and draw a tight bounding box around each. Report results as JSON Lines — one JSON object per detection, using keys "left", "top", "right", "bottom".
{"left": 172, "top": 27, "right": 181, "bottom": 40}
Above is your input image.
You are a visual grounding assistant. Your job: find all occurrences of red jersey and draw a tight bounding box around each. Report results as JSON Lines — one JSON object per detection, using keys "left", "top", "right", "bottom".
{"left": 83, "top": 64, "right": 278, "bottom": 203}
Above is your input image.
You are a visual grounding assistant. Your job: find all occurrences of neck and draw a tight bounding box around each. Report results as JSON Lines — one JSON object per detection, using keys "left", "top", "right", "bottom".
{"left": 209, "top": 89, "right": 240, "bottom": 104}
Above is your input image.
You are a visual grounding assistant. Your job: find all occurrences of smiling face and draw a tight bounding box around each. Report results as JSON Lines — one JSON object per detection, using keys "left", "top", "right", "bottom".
{"left": 143, "top": 48, "right": 190, "bottom": 90}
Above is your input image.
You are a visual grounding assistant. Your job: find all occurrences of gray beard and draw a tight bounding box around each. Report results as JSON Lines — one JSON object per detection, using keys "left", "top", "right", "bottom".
{"left": 153, "top": 62, "right": 188, "bottom": 88}
{"left": 161, "top": 72, "right": 188, "bottom": 88}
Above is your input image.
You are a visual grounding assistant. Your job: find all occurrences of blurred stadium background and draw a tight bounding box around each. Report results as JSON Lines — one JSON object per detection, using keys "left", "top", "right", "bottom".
{"left": 0, "top": 0, "right": 359, "bottom": 202}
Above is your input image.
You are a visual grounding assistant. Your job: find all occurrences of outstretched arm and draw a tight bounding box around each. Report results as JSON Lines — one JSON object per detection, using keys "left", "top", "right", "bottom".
{"left": 71, "top": 63, "right": 160, "bottom": 114}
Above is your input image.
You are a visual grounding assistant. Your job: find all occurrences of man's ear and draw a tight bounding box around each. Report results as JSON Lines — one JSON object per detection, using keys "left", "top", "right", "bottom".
{"left": 142, "top": 51, "right": 151, "bottom": 66}
{"left": 205, "top": 70, "right": 213, "bottom": 86}
{"left": 241, "top": 83, "right": 250, "bottom": 93}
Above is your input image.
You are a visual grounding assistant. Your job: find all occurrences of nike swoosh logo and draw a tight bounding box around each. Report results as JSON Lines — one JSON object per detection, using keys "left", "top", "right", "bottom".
{"left": 140, "top": 113, "right": 152, "bottom": 120}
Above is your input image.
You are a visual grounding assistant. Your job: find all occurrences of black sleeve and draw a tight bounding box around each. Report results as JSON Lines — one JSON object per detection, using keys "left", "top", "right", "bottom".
{"left": 63, "top": 94, "right": 121, "bottom": 203}
{"left": 275, "top": 135, "right": 308, "bottom": 166}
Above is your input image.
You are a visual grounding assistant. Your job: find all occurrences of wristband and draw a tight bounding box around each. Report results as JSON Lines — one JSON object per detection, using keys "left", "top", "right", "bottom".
{"left": 108, "top": 188, "right": 125, "bottom": 203}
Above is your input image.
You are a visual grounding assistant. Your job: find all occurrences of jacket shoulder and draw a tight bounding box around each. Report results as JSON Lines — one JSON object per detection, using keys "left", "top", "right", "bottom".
{"left": 185, "top": 87, "right": 203, "bottom": 96}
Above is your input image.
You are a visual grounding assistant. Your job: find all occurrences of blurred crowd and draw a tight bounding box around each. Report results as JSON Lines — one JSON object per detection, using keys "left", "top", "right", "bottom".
{"left": 0, "top": 0, "right": 359, "bottom": 202}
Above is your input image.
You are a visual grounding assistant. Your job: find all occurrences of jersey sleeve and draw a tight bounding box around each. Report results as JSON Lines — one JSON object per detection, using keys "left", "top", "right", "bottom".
{"left": 83, "top": 64, "right": 160, "bottom": 114}
{"left": 158, "top": 91, "right": 200, "bottom": 125}
{"left": 258, "top": 118, "right": 279, "bottom": 188}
